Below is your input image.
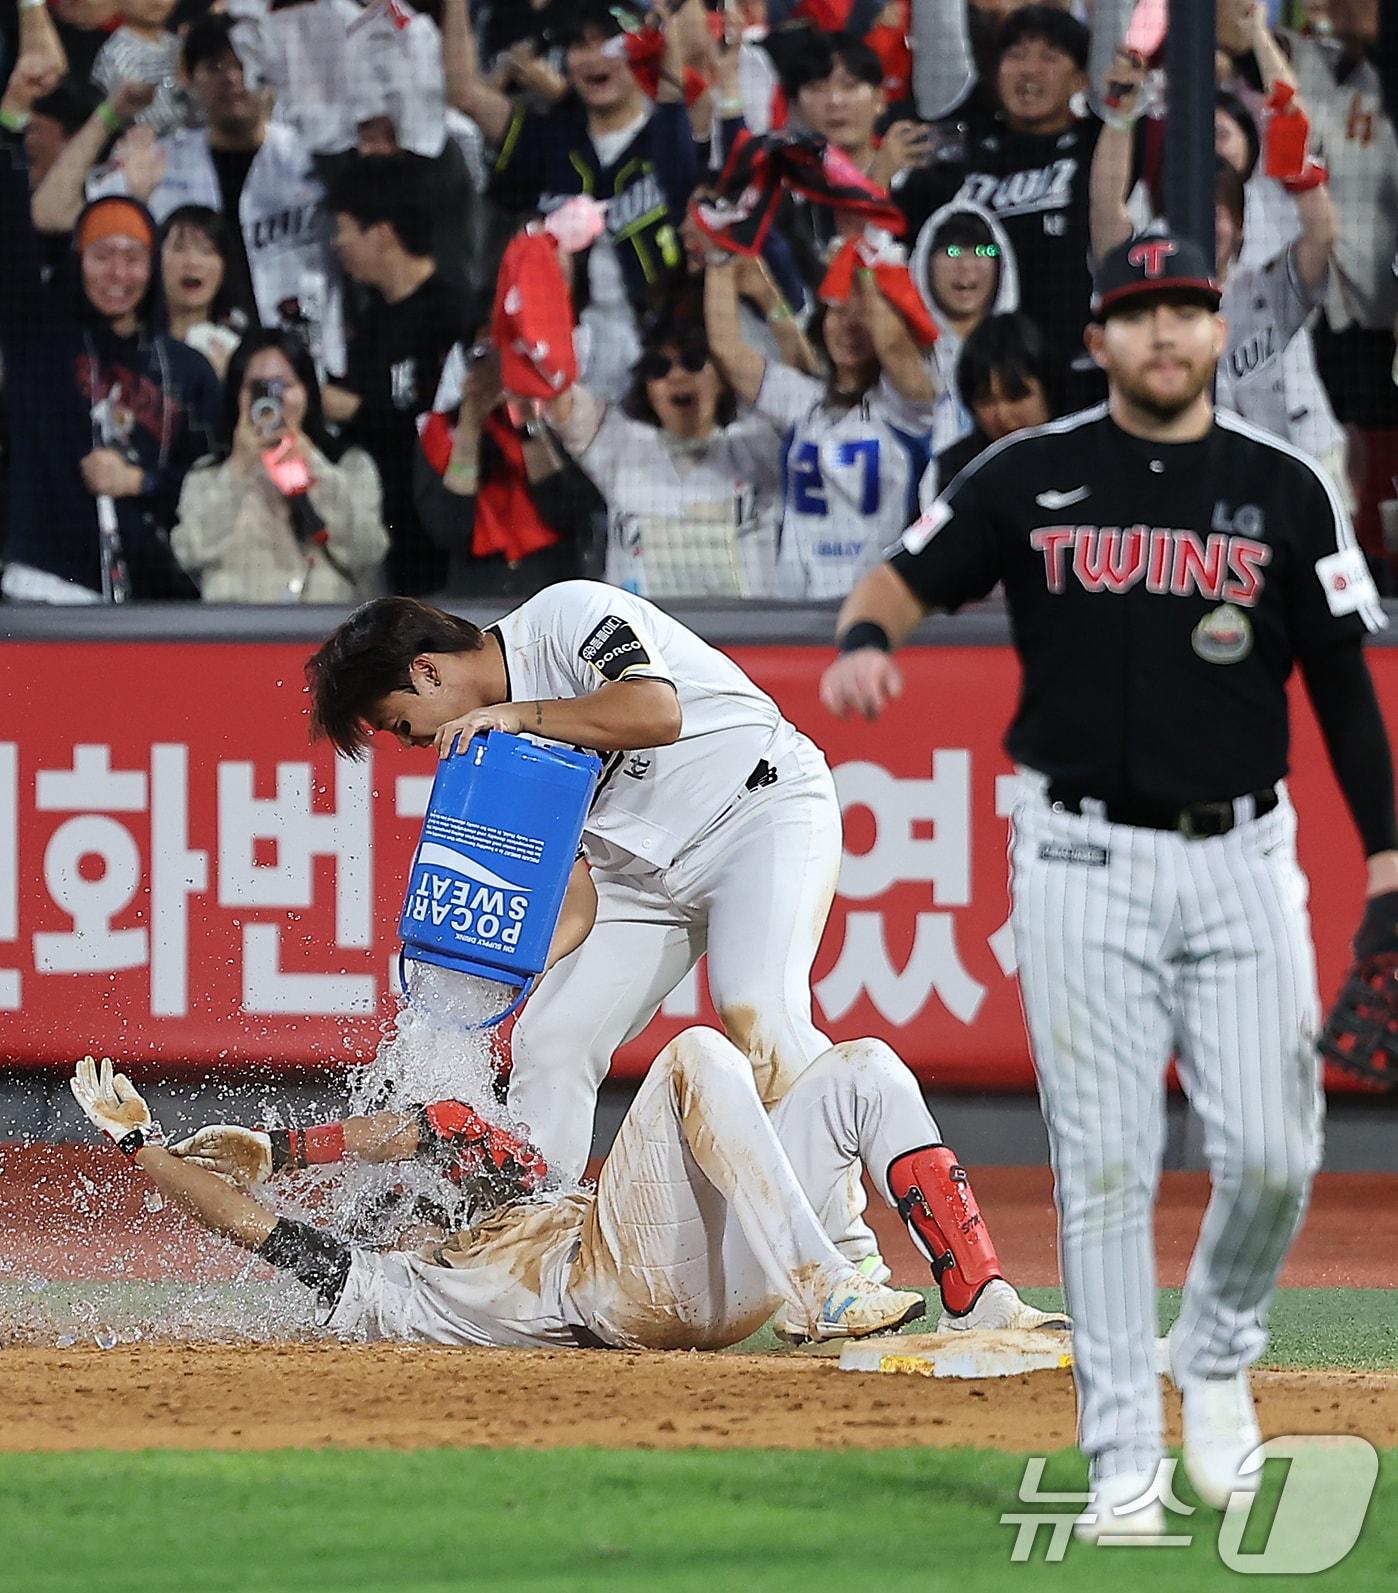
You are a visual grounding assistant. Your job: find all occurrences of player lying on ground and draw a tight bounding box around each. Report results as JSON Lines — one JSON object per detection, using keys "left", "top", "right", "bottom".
{"left": 70, "top": 1030, "right": 1069, "bottom": 1350}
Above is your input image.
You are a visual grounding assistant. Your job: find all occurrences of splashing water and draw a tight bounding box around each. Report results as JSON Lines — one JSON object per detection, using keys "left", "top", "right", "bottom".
{"left": 3, "top": 965, "right": 563, "bottom": 1346}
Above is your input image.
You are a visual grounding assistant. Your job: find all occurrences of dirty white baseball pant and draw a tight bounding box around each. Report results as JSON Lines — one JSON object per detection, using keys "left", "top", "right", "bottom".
{"left": 1009, "top": 779, "right": 1324, "bottom": 1485}
{"left": 563, "top": 1028, "right": 865, "bottom": 1349}
{"left": 511, "top": 734, "right": 843, "bottom": 1178}
{"left": 769, "top": 1037, "right": 949, "bottom": 1257}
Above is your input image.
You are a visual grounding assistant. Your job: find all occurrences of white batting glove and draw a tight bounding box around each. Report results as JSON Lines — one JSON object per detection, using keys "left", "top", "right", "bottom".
{"left": 70, "top": 1056, "right": 162, "bottom": 1154}
{"left": 169, "top": 1125, "right": 273, "bottom": 1189}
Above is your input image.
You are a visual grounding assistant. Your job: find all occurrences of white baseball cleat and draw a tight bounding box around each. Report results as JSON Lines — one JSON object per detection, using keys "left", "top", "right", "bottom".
{"left": 773, "top": 1255, "right": 893, "bottom": 1345}
{"left": 803, "top": 1272, "right": 926, "bottom": 1343}
{"left": 1177, "top": 1369, "right": 1264, "bottom": 1510}
{"left": 936, "top": 1278, "right": 1072, "bottom": 1335}
{"left": 1073, "top": 1471, "right": 1168, "bottom": 1544}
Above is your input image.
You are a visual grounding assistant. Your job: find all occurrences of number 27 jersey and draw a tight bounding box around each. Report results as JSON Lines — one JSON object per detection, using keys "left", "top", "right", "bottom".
{"left": 756, "top": 364, "right": 937, "bottom": 601}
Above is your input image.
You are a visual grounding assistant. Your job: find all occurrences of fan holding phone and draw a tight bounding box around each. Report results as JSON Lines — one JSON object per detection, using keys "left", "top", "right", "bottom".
{"left": 172, "top": 331, "right": 390, "bottom": 602}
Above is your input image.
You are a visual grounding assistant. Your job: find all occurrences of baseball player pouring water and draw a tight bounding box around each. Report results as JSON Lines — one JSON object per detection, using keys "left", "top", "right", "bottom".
{"left": 821, "top": 232, "right": 1398, "bottom": 1539}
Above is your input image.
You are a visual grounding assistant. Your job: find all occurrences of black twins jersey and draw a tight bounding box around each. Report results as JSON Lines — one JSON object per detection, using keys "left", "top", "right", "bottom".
{"left": 952, "top": 116, "right": 1101, "bottom": 359}
{"left": 890, "top": 405, "right": 1385, "bottom": 806}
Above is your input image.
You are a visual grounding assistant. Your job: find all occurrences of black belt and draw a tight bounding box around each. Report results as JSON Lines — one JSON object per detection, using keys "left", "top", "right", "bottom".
{"left": 1047, "top": 783, "right": 1279, "bottom": 838}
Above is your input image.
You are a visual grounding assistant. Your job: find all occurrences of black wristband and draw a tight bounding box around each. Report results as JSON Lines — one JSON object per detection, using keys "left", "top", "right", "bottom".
{"left": 839, "top": 622, "right": 891, "bottom": 654}
{"left": 268, "top": 1128, "right": 297, "bottom": 1172}
{"left": 116, "top": 1128, "right": 146, "bottom": 1156}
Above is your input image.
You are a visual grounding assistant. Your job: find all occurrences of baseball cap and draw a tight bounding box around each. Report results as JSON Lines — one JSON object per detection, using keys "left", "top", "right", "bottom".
{"left": 1091, "top": 233, "right": 1221, "bottom": 320}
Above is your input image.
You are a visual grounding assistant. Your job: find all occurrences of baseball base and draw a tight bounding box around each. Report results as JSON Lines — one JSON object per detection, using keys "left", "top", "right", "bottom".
{"left": 838, "top": 1329, "right": 1074, "bottom": 1380}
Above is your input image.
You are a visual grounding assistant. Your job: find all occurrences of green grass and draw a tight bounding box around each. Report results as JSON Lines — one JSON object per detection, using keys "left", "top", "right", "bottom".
{"left": 0, "top": 1446, "right": 1393, "bottom": 1593}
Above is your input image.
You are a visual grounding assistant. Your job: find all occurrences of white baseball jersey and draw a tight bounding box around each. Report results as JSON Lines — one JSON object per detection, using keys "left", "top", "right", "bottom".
{"left": 754, "top": 365, "right": 938, "bottom": 601}
{"left": 1216, "top": 242, "right": 1323, "bottom": 444}
{"left": 326, "top": 1032, "right": 931, "bottom": 1352}
{"left": 489, "top": 581, "right": 793, "bottom": 870}
{"left": 89, "top": 123, "right": 345, "bottom": 374}
{"left": 555, "top": 389, "right": 783, "bottom": 600}
{"left": 1286, "top": 30, "right": 1398, "bottom": 328}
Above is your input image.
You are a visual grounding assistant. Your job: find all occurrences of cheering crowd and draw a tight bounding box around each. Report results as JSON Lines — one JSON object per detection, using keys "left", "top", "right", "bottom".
{"left": 0, "top": 0, "right": 1395, "bottom": 605}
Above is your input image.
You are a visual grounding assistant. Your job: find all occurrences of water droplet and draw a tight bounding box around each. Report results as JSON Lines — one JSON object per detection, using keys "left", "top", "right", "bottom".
{"left": 55, "top": 1333, "right": 78, "bottom": 1349}
{"left": 28, "top": 1277, "right": 47, "bottom": 1293}
{"left": 94, "top": 1325, "right": 118, "bottom": 1351}
{"left": 143, "top": 1190, "right": 165, "bottom": 1214}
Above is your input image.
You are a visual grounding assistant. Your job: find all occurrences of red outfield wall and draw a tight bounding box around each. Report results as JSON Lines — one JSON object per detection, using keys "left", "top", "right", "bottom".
{"left": 0, "top": 640, "right": 1386, "bottom": 1089}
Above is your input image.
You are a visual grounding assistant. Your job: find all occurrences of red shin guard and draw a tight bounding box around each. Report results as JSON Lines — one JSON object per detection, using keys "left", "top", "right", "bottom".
{"left": 887, "top": 1144, "right": 1002, "bottom": 1316}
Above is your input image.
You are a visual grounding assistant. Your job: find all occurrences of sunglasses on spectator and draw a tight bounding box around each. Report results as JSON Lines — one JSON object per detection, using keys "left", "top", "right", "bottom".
{"left": 639, "top": 349, "right": 710, "bottom": 381}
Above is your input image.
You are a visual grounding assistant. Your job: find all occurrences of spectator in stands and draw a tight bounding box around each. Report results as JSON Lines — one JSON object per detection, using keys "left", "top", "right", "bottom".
{"left": 541, "top": 309, "right": 788, "bottom": 599}
{"left": 934, "top": 308, "right": 1061, "bottom": 481}
{"left": 90, "top": 0, "right": 188, "bottom": 136}
{"left": 909, "top": 199, "right": 1019, "bottom": 452}
{"left": 173, "top": 330, "right": 387, "bottom": 603}
{"left": 46, "top": 0, "right": 119, "bottom": 85}
{"left": 1284, "top": 0, "right": 1398, "bottom": 556}
{"left": 23, "top": 73, "right": 103, "bottom": 187}
{"left": 1, "top": 57, "right": 220, "bottom": 601}
{"left": 705, "top": 251, "right": 938, "bottom": 601}
{"left": 159, "top": 203, "right": 241, "bottom": 378}
{"left": 443, "top": 0, "right": 703, "bottom": 400}
{"left": 918, "top": 2, "right": 1125, "bottom": 407}
{"left": 780, "top": 30, "right": 945, "bottom": 283}
{"left": 1091, "top": 50, "right": 1339, "bottom": 457}
{"left": 324, "top": 153, "right": 468, "bottom": 596}
{"left": 43, "top": 15, "right": 342, "bottom": 374}
{"left": 414, "top": 336, "right": 600, "bottom": 599}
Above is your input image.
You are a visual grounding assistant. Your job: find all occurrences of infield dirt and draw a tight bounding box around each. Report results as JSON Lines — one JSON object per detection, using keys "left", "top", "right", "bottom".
{"left": 4, "top": 1343, "right": 1398, "bottom": 1453}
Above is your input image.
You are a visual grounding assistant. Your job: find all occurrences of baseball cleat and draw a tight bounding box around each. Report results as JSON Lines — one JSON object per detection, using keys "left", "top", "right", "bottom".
{"left": 1073, "top": 1471, "right": 1168, "bottom": 1544}
{"left": 773, "top": 1255, "right": 892, "bottom": 1345}
{"left": 936, "top": 1277, "right": 1072, "bottom": 1335}
{"left": 1175, "top": 1367, "right": 1264, "bottom": 1510}
{"left": 806, "top": 1274, "right": 926, "bottom": 1343}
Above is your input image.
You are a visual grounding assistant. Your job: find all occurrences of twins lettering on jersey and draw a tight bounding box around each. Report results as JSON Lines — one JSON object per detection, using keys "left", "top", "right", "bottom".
{"left": 579, "top": 616, "right": 652, "bottom": 681}
{"left": 1224, "top": 322, "right": 1277, "bottom": 383}
{"left": 248, "top": 201, "right": 323, "bottom": 252}
{"left": 958, "top": 159, "right": 1076, "bottom": 221}
{"left": 1030, "top": 525, "right": 1272, "bottom": 604}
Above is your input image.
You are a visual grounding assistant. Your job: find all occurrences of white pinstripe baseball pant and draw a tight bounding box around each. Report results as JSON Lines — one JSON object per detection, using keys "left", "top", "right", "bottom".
{"left": 1008, "top": 774, "right": 1325, "bottom": 1484}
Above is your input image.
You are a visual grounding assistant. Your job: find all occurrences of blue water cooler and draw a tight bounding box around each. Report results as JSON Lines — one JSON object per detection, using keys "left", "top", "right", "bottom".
{"left": 398, "top": 732, "right": 601, "bottom": 1025}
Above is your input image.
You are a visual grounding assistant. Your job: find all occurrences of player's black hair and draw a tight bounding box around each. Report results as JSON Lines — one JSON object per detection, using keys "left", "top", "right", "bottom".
{"left": 995, "top": 5, "right": 1090, "bottom": 70}
{"left": 182, "top": 12, "right": 241, "bottom": 75}
{"left": 158, "top": 204, "right": 239, "bottom": 328}
{"left": 327, "top": 154, "right": 436, "bottom": 260}
{"left": 623, "top": 318, "right": 738, "bottom": 430}
{"left": 956, "top": 311, "right": 1061, "bottom": 417}
{"left": 557, "top": 0, "right": 643, "bottom": 49}
{"left": 306, "top": 599, "right": 488, "bottom": 760}
{"left": 1215, "top": 89, "right": 1261, "bottom": 183}
{"left": 1215, "top": 156, "right": 1246, "bottom": 232}
{"left": 784, "top": 30, "right": 885, "bottom": 97}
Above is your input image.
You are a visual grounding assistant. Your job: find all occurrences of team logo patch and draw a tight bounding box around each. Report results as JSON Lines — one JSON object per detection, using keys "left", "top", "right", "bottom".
{"left": 1038, "top": 842, "right": 1109, "bottom": 866}
{"left": 1315, "top": 546, "right": 1380, "bottom": 618}
{"left": 1191, "top": 602, "right": 1252, "bottom": 664}
{"left": 579, "top": 615, "right": 651, "bottom": 681}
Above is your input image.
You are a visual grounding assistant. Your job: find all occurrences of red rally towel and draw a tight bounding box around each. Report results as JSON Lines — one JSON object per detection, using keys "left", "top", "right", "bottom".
{"left": 419, "top": 408, "right": 560, "bottom": 563}
{"left": 819, "top": 230, "right": 939, "bottom": 349}
{"left": 491, "top": 229, "right": 579, "bottom": 400}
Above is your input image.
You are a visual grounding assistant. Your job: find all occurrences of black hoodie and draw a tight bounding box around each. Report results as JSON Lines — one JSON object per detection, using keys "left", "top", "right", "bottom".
{"left": 0, "top": 133, "right": 223, "bottom": 599}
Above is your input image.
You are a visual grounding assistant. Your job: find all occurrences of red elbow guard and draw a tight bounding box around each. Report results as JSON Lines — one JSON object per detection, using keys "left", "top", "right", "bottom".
{"left": 886, "top": 1144, "right": 1002, "bottom": 1316}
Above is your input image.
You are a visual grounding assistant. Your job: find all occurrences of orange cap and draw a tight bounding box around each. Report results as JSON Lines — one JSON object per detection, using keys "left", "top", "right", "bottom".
{"left": 76, "top": 198, "right": 156, "bottom": 255}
